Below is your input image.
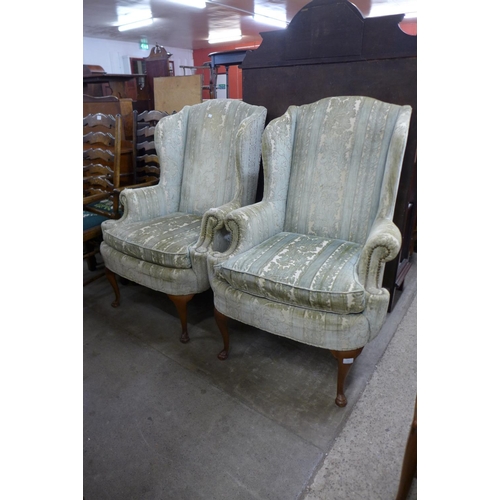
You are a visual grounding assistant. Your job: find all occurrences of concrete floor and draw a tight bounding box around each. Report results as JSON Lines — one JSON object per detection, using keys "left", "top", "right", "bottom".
{"left": 83, "top": 255, "right": 417, "bottom": 500}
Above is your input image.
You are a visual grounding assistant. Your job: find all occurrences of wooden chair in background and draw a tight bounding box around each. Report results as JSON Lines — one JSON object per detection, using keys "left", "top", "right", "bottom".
{"left": 133, "top": 109, "right": 170, "bottom": 186}
{"left": 83, "top": 113, "right": 123, "bottom": 285}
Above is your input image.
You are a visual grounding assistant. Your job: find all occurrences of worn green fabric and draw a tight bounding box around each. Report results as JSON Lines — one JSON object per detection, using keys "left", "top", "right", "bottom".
{"left": 211, "top": 276, "right": 390, "bottom": 351}
{"left": 209, "top": 96, "right": 412, "bottom": 351}
{"left": 284, "top": 96, "right": 402, "bottom": 243}
{"left": 218, "top": 232, "right": 365, "bottom": 314}
{"left": 102, "top": 212, "right": 202, "bottom": 269}
{"left": 100, "top": 242, "right": 203, "bottom": 296}
{"left": 178, "top": 100, "right": 265, "bottom": 215}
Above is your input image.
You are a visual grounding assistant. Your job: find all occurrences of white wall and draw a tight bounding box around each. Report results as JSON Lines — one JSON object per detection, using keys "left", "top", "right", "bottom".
{"left": 83, "top": 37, "right": 194, "bottom": 76}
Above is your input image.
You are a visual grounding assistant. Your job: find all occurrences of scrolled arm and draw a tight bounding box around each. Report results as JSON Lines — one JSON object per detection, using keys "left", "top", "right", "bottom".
{"left": 358, "top": 218, "right": 402, "bottom": 293}
{"left": 193, "top": 199, "right": 241, "bottom": 253}
{"left": 207, "top": 201, "right": 283, "bottom": 267}
{"left": 117, "top": 184, "right": 171, "bottom": 223}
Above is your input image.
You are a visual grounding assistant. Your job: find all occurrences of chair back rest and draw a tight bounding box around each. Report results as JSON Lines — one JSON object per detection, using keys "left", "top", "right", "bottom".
{"left": 177, "top": 100, "right": 264, "bottom": 215}
{"left": 283, "top": 96, "right": 410, "bottom": 243}
{"left": 133, "top": 109, "right": 170, "bottom": 185}
{"left": 83, "top": 113, "right": 122, "bottom": 201}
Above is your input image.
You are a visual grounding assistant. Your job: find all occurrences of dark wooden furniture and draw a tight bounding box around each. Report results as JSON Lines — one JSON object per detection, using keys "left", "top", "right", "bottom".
{"left": 208, "top": 50, "right": 248, "bottom": 98}
{"left": 83, "top": 113, "right": 124, "bottom": 214}
{"left": 83, "top": 95, "right": 135, "bottom": 185}
{"left": 83, "top": 113, "right": 124, "bottom": 283}
{"left": 143, "top": 45, "right": 175, "bottom": 109}
{"left": 241, "top": 0, "right": 416, "bottom": 311}
{"left": 133, "top": 109, "right": 170, "bottom": 186}
{"left": 83, "top": 64, "right": 144, "bottom": 103}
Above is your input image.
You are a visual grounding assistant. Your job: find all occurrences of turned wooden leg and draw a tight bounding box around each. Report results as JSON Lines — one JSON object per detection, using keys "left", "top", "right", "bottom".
{"left": 214, "top": 308, "right": 230, "bottom": 360}
{"left": 330, "top": 347, "right": 364, "bottom": 407}
{"left": 105, "top": 267, "right": 121, "bottom": 308}
{"left": 167, "top": 294, "right": 195, "bottom": 343}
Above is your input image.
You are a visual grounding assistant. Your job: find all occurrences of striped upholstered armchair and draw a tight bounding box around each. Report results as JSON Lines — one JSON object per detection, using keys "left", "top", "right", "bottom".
{"left": 100, "top": 99, "right": 266, "bottom": 342}
{"left": 208, "top": 96, "right": 412, "bottom": 406}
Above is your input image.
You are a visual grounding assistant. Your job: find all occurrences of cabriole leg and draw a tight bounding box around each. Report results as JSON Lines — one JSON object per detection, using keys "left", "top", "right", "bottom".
{"left": 330, "top": 347, "right": 364, "bottom": 407}
{"left": 105, "top": 267, "right": 120, "bottom": 308}
{"left": 214, "top": 308, "right": 230, "bottom": 360}
{"left": 168, "top": 294, "right": 195, "bottom": 343}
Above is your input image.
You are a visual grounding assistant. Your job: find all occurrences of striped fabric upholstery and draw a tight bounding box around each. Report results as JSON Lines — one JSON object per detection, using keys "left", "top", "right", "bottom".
{"left": 217, "top": 232, "right": 365, "bottom": 314}
{"left": 178, "top": 100, "right": 264, "bottom": 215}
{"left": 284, "top": 96, "right": 402, "bottom": 244}
{"left": 102, "top": 212, "right": 202, "bottom": 269}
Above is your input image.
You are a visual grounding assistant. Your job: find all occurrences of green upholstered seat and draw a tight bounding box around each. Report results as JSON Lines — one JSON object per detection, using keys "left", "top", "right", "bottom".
{"left": 103, "top": 213, "right": 202, "bottom": 269}
{"left": 218, "top": 232, "right": 365, "bottom": 314}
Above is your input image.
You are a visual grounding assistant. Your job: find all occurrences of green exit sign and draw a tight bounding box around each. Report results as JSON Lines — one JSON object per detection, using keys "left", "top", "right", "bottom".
{"left": 140, "top": 39, "right": 149, "bottom": 50}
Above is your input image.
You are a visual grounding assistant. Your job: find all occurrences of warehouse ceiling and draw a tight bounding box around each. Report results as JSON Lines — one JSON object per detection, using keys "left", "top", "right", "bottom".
{"left": 83, "top": 0, "right": 417, "bottom": 50}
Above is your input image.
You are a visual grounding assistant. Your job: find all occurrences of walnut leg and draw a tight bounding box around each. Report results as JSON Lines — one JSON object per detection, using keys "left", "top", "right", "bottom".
{"left": 330, "top": 347, "right": 364, "bottom": 407}
{"left": 167, "top": 294, "right": 195, "bottom": 343}
{"left": 214, "top": 308, "right": 230, "bottom": 360}
{"left": 105, "top": 267, "right": 120, "bottom": 308}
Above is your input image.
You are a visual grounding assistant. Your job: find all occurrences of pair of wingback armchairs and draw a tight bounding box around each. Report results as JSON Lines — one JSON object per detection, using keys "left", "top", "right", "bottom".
{"left": 100, "top": 96, "right": 411, "bottom": 406}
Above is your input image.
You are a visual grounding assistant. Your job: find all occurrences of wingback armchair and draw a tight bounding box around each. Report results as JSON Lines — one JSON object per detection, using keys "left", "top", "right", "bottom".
{"left": 208, "top": 96, "right": 412, "bottom": 406}
{"left": 100, "top": 99, "right": 267, "bottom": 342}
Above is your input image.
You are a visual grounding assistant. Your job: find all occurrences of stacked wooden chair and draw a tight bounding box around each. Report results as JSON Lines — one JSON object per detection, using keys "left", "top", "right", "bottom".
{"left": 133, "top": 110, "right": 170, "bottom": 186}
{"left": 83, "top": 113, "right": 123, "bottom": 284}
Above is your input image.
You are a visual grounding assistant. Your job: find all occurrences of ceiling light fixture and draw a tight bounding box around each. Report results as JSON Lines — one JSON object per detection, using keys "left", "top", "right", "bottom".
{"left": 118, "top": 17, "right": 153, "bottom": 32}
{"left": 208, "top": 29, "right": 242, "bottom": 44}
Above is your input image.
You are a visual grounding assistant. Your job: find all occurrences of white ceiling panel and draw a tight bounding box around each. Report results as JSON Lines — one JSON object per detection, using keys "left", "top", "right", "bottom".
{"left": 83, "top": 0, "right": 417, "bottom": 50}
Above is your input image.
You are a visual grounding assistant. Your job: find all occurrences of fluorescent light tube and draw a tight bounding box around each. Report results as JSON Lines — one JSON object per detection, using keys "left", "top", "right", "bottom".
{"left": 208, "top": 28, "right": 242, "bottom": 44}
{"left": 118, "top": 17, "right": 153, "bottom": 32}
{"left": 169, "top": 0, "right": 206, "bottom": 8}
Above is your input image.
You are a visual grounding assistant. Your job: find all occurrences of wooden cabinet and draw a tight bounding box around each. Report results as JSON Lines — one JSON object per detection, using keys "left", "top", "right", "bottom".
{"left": 241, "top": 0, "right": 417, "bottom": 311}
{"left": 143, "top": 45, "right": 175, "bottom": 110}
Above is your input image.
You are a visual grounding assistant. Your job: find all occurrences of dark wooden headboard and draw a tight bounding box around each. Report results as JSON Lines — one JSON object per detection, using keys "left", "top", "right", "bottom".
{"left": 241, "top": 0, "right": 417, "bottom": 310}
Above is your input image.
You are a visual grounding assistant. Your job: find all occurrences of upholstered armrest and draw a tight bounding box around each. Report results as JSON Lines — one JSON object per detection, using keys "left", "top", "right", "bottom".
{"left": 116, "top": 184, "right": 174, "bottom": 224}
{"left": 358, "top": 218, "right": 402, "bottom": 293}
{"left": 208, "top": 201, "right": 283, "bottom": 267}
{"left": 194, "top": 199, "right": 241, "bottom": 253}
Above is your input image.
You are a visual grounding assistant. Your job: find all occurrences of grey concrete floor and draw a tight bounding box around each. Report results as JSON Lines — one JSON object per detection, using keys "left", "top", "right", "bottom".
{"left": 83, "top": 255, "right": 417, "bottom": 500}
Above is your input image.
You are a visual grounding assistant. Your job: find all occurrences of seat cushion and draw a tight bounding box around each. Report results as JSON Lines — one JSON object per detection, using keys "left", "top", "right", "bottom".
{"left": 83, "top": 210, "right": 108, "bottom": 232}
{"left": 103, "top": 212, "right": 202, "bottom": 269}
{"left": 83, "top": 199, "right": 118, "bottom": 231}
{"left": 217, "top": 232, "right": 366, "bottom": 314}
